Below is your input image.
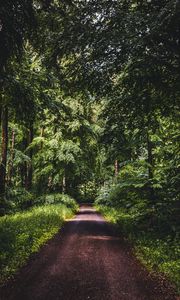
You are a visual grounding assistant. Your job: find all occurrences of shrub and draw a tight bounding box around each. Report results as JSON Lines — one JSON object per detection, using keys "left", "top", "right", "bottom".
{"left": 35, "top": 193, "right": 78, "bottom": 210}
{"left": 95, "top": 201, "right": 180, "bottom": 293}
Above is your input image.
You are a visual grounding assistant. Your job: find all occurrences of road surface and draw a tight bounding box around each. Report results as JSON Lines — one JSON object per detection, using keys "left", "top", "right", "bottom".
{"left": 0, "top": 205, "right": 176, "bottom": 300}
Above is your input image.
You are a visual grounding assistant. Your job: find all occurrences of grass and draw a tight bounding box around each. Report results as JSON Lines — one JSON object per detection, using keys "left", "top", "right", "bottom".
{"left": 0, "top": 203, "right": 78, "bottom": 284}
{"left": 95, "top": 204, "right": 180, "bottom": 294}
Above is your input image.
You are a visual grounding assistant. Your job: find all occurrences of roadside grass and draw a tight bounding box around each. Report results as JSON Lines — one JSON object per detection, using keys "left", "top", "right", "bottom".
{"left": 95, "top": 205, "right": 180, "bottom": 294}
{"left": 0, "top": 203, "right": 78, "bottom": 284}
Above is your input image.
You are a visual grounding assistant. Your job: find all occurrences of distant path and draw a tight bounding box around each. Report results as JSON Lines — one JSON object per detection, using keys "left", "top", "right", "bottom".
{"left": 0, "top": 205, "right": 176, "bottom": 300}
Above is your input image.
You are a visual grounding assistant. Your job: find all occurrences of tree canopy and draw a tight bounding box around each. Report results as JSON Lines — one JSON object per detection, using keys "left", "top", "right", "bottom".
{"left": 0, "top": 0, "right": 179, "bottom": 205}
{"left": 0, "top": 0, "right": 180, "bottom": 292}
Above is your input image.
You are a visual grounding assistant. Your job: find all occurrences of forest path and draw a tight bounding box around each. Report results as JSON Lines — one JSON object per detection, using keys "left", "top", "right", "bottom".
{"left": 0, "top": 205, "right": 176, "bottom": 300}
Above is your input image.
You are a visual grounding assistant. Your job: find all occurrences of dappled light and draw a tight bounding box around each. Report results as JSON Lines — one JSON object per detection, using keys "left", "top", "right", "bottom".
{"left": 0, "top": 0, "right": 179, "bottom": 299}
{"left": 0, "top": 205, "right": 176, "bottom": 300}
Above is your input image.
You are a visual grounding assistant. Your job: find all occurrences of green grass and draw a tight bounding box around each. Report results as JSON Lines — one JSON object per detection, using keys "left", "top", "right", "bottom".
{"left": 0, "top": 203, "right": 78, "bottom": 284}
{"left": 95, "top": 205, "right": 180, "bottom": 294}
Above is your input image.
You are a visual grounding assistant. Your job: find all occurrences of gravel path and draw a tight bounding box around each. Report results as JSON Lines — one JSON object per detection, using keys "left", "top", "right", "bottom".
{"left": 0, "top": 205, "right": 176, "bottom": 300}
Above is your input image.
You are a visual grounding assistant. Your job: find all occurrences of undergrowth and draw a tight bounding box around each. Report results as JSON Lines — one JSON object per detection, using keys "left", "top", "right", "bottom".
{"left": 0, "top": 199, "right": 78, "bottom": 284}
{"left": 95, "top": 180, "right": 180, "bottom": 293}
{"left": 95, "top": 160, "right": 179, "bottom": 293}
{"left": 95, "top": 204, "right": 180, "bottom": 294}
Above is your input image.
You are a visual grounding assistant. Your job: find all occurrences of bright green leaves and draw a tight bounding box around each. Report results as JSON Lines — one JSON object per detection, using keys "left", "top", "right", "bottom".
{"left": 0, "top": 200, "right": 77, "bottom": 283}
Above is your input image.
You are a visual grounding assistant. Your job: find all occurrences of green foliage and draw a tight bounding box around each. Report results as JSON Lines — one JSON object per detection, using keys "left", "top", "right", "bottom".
{"left": 0, "top": 199, "right": 15, "bottom": 217}
{"left": 0, "top": 189, "right": 34, "bottom": 215}
{"left": 1, "top": 185, "right": 78, "bottom": 217}
{"left": 0, "top": 0, "right": 36, "bottom": 70}
{"left": 0, "top": 202, "right": 78, "bottom": 284}
{"left": 78, "top": 180, "right": 99, "bottom": 203}
{"left": 35, "top": 193, "right": 78, "bottom": 210}
{"left": 95, "top": 185, "right": 111, "bottom": 206}
{"left": 0, "top": 0, "right": 179, "bottom": 291}
{"left": 96, "top": 161, "right": 149, "bottom": 207}
{"left": 6, "top": 188, "right": 34, "bottom": 211}
{"left": 95, "top": 185, "right": 180, "bottom": 293}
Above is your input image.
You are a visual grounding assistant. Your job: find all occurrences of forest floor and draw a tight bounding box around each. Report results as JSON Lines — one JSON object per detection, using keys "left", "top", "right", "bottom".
{"left": 0, "top": 205, "right": 177, "bottom": 300}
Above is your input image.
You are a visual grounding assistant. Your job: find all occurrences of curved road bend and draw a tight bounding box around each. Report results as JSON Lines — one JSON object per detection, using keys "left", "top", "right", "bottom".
{"left": 0, "top": 205, "right": 176, "bottom": 300}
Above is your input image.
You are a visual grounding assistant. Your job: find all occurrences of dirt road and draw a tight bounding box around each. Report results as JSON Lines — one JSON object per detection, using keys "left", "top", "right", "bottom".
{"left": 0, "top": 205, "right": 176, "bottom": 300}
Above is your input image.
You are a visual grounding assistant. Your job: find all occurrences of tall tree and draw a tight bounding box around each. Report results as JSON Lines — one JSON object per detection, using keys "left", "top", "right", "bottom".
{"left": 0, "top": 106, "right": 8, "bottom": 194}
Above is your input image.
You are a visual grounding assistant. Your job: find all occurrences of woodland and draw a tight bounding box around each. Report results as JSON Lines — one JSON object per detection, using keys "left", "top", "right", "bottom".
{"left": 0, "top": 0, "right": 179, "bottom": 293}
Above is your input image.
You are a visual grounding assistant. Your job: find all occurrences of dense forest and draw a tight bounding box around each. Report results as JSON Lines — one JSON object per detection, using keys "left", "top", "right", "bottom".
{"left": 0, "top": 0, "right": 180, "bottom": 295}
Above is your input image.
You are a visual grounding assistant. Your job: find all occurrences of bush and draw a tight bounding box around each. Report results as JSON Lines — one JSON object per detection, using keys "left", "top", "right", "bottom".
{"left": 95, "top": 185, "right": 111, "bottom": 206}
{"left": 1, "top": 188, "right": 35, "bottom": 214}
{"left": 78, "top": 180, "right": 99, "bottom": 203}
{"left": 35, "top": 193, "right": 78, "bottom": 210}
{"left": 0, "top": 198, "right": 16, "bottom": 216}
{"left": 94, "top": 160, "right": 180, "bottom": 293}
{"left": 95, "top": 201, "right": 180, "bottom": 293}
{"left": 0, "top": 190, "right": 78, "bottom": 215}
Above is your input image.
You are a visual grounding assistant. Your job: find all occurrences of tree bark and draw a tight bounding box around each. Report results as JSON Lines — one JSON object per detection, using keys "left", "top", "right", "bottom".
{"left": 20, "top": 136, "right": 27, "bottom": 187}
{"left": 40, "top": 126, "right": 44, "bottom": 149}
{"left": 7, "top": 128, "right": 15, "bottom": 186}
{"left": 25, "top": 123, "right": 33, "bottom": 190}
{"left": 146, "top": 130, "right": 155, "bottom": 201}
{"left": 0, "top": 105, "right": 2, "bottom": 127}
{"left": 147, "top": 131, "right": 153, "bottom": 180}
{"left": 0, "top": 106, "right": 8, "bottom": 195}
{"left": 114, "top": 160, "right": 119, "bottom": 177}
{"left": 62, "top": 171, "right": 66, "bottom": 194}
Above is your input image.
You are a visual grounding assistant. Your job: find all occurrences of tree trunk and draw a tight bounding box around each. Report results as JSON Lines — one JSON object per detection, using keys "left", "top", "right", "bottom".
{"left": 114, "top": 160, "right": 119, "bottom": 176}
{"left": 62, "top": 171, "right": 66, "bottom": 194}
{"left": 25, "top": 123, "right": 33, "bottom": 190}
{"left": 147, "top": 131, "right": 153, "bottom": 180}
{"left": 7, "top": 128, "right": 15, "bottom": 186}
{"left": 40, "top": 126, "right": 44, "bottom": 149}
{"left": 20, "top": 136, "right": 28, "bottom": 187}
{"left": 0, "top": 105, "right": 2, "bottom": 127}
{"left": 0, "top": 106, "right": 8, "bottom": 195}
{"left": 147, "top": 130, "right": 155, "bottom": 201}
